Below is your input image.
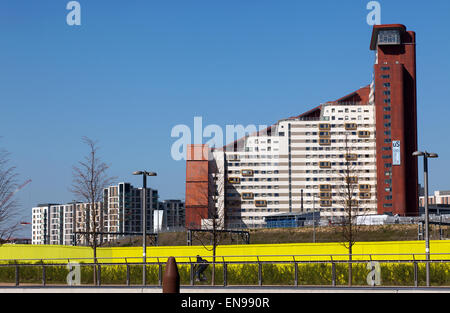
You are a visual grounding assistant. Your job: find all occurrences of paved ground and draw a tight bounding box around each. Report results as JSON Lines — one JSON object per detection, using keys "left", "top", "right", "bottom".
{"left": 1, "top": 286, "right": 450, "bottom": 293}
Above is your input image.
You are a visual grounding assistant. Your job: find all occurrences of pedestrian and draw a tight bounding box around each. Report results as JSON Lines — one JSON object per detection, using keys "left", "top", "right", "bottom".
{"left": 194, "top": 255, "right": 209, "bottom": 282}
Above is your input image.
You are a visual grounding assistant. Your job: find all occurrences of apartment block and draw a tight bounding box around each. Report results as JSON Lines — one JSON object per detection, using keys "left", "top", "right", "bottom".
{"left": 185, "top": 24, "right": 419, "bottom": 229}
{"left": 103, "top": 182, "right": 158, "bottom": 241}
{"left": 31, "top": 202, "right": 104, "bottom": 245}
{"left": 32, "top": 182, "right": 159, "bottom": 245}
{"left": 420, "top": 191, "right": 450, "bottom": 207}
{"left": 159, "top": 199, "right": 185, "bottom": 230}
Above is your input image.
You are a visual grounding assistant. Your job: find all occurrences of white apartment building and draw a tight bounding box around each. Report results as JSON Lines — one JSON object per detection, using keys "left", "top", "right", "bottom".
{"left": 209, "top": 101, "right": 377, "bottom": 229}
{"left": 420, "top": 191, "right": 450, "bottom": 207}
{"left": 31, "top": 202, "right": 104, "bottom": 245}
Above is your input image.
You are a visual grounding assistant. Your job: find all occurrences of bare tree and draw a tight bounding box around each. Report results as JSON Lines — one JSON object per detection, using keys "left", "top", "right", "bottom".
{"left": 0, "top": 145, "right": 21, "bottom": 243}
{"left": 70, "top": 136, "right": 115, "bottom": 283}
{"left": 335, "top": 132, "right": 366, "bottom": 286}
{"left": 191, "top": 158, "right": 227, "bottom": 286}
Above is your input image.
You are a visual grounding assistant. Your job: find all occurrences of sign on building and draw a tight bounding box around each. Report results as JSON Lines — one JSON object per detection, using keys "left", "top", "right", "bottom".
{"left": 392, "top": 140, "right": 401, "bottom": 165}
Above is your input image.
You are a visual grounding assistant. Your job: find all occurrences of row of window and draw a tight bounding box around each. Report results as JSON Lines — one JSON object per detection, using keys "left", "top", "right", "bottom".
{"left": 228, "top": 177, "right": 280, "bottom": 184}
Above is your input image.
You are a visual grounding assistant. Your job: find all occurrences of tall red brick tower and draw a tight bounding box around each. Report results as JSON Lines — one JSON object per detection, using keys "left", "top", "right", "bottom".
{"left": 371, "top": 24, "right": 418, "bottom": 216}
{"left": 185, "top": 144, "right": 210, "bottom": 229}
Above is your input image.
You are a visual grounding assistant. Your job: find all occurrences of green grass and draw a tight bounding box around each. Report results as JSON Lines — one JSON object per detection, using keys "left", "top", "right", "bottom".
{"left": 107, "top": 224, "right": 446, "bottom": 247}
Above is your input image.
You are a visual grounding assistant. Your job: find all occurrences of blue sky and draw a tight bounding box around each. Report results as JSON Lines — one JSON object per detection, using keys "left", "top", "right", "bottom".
{"left": 1, "top": 0, "right": 449, "bottom": 235}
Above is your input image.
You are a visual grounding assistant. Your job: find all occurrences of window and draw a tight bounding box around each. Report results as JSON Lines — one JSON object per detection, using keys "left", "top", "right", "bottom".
{"left": 359, "top": 192, "right": 371, "bottom": 199}
{"left": 319, "top": 161, "right": 331, "bottom": 169}
{"left": 381, "top": 66, "right": 390, "bottom": 71}
{"left": 358, "top": 131, "right": 370, "bottom": 138}
{"left": 320, "top": 200, "right": 332, "bottom": 207}
{"left": 255, "top": 200, "right": 267, "bottom": 207}
{"left": 384, "top": 115, "right": 391, "bottom": 119}
{"left": 319, "top": 131, "right": 331, "bottom": 138}
{"left": 242, "top": 193, "right": 254, "bottom": 200}
{"left": 320, "top": 192, "right": 331, "bottom": 199}
{"left": 319, "top": 139, "right": 331, "bottom": 146}
{"left": 346, "top": 200, "right": 358, "bottom": 207}
{"left": 359, "top": 184, "right": 371, "bottom": 191}
{"left": 319, "top": 124, "right": 331, "bottom": 131}
{"left": 383, "top": 83, "right": 391, "bottom": 88}
{"left": 228, "top": 177, "right": 240, "bottom": 184}
{"left": 320, "top": 185, "right": 331, "bottom": 191}
{"left": 345, "top": 123, "right": 357, "bottom": 130}
{"left": 381, "top": 74, "right": 390, "bottom": 79}
{"left": 241, "top": 169, "right": 254, "bottom": 177}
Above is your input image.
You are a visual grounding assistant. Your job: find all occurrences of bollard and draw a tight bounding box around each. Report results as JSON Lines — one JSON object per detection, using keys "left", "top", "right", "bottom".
{"left": 162, "top": 257, "right": 180, "bottom": 293}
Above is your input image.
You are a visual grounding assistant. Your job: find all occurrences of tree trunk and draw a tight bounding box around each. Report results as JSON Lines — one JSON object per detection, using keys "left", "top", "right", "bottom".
{"left": 348, "top": 244, "right": 353, "bottom": 287}
{"left": 211, "top": 228, "right": 216, "bottom": 286}
{"left": 211, "top": 247, "right": 216, "bottom": 286}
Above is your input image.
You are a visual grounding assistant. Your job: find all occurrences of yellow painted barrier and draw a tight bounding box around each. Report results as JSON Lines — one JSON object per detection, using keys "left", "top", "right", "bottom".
{"left": 1, "top": 240, "right": 449, "bottom": 263}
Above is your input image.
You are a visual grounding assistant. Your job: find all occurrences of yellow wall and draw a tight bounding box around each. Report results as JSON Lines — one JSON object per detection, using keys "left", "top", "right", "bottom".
{"left": 1, "top": 240, "right": 449, "bottom": 263}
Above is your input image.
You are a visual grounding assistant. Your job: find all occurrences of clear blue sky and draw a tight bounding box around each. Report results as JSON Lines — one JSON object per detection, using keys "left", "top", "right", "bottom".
{"left": 1, "top": 0, "right": 449, "bottom": 235}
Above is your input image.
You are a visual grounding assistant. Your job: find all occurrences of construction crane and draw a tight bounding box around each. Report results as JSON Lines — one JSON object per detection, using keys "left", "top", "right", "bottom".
{"left": 0, "top": 179, "right": 32, "bottom": 207}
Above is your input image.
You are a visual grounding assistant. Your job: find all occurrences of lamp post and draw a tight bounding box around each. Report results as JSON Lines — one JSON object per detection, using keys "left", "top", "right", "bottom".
{"left": 133, "top": 170, "right": 157, "bottom": 286}
{"left": 412, "top": 151, "right": 438, "bottom": 287}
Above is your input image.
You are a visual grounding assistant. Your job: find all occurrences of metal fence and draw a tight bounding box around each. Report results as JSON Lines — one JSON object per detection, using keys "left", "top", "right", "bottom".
{"left": 1, "top": 253, "right": 450, "bottom": 288}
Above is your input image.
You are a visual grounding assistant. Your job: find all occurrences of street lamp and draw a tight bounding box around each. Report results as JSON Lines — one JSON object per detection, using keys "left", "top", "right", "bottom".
{"left": 133, "top": 170, "right": 157, "bottom": 286}
{"left": 412, "top": 150, "right": 438, "bottom": 287}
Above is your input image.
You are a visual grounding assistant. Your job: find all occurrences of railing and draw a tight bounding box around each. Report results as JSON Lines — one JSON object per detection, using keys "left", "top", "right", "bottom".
{"left": 1, "top": 253, "right": 450, "bottom": 288}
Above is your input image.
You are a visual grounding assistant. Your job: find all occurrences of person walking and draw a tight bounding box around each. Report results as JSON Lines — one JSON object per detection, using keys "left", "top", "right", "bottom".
{"left": 194, "top": 255, "right": 209, "bottom": 282}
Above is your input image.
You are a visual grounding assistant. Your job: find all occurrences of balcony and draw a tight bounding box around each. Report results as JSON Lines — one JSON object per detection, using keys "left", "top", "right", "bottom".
{"left": 228, "top": 177, "right": 241, "bottom": 184}
{"left": 345, "top": 123, "right": 358, "bottom": 131}
{"left": 319, "top": 192, "right": 332, "bottom": 199}
{"left": 359, "top": 192, "right": 371, "bottom": 199}
{"left": 359, "top": 184, "right": 371, "bottom": 192}
{"left": 242, "top": 193, "right": 254, "bottom": 200}
{"left": 320, "top": 200, "right": 332, "bottom": 207}
{"left": 358, "top": 131, "right": 371, "bottom": 138}
{"left": 319, "top": 131, "right": 331, "bottom": 138}
{"left": 319, "top": 161, "right": 331, "bottom": 169}
{"left": 241, "top": 169, "right": 254, "bottom": 177}
{"left": 319, "top": 139, "right": 331, "bottom": 146}
{"left": 255, "top": 200, "right": 267, "bottom": 207}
